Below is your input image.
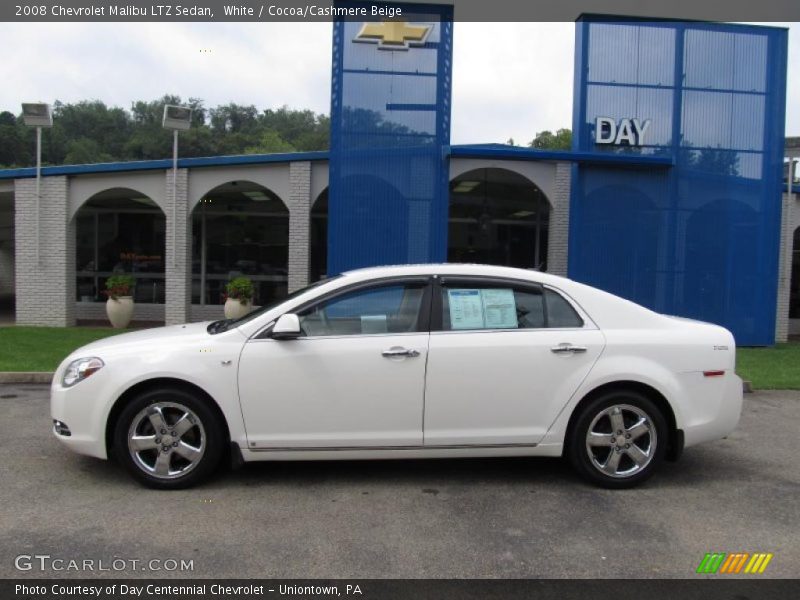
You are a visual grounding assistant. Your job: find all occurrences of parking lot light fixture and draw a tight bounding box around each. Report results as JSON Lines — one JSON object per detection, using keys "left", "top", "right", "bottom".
{"left": 162, "top": 105, "right": 193, "bottom": 266}
{"left": 22, "top": 102, "right": 53, "bottom": 265}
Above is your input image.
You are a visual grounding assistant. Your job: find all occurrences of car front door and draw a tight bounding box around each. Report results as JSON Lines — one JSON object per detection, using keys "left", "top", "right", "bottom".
{"left": 423, "top": 277, "right": 605, "bottom": 446}
{"left": 238, "top": 278, "right": 431, "bottom": 449}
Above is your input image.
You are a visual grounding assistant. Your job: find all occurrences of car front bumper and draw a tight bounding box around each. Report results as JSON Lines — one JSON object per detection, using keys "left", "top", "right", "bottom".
{"left": 51, "top": 376, "right": 110, "bottom": 460}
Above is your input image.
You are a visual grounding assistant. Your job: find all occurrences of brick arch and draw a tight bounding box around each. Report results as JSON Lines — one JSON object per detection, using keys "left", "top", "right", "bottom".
{"left": 68, "top": 172, "right": 167, "bottom": 221}
{"left": 187, "top": 164, "right": 291, "bottom": 211}
{"left": 449, "top": 159, "right": 557, "bottom": 204}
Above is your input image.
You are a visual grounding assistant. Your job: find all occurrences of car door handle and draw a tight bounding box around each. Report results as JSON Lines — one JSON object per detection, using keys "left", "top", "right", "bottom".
{"left": 550, "top": 343, "right": 588, "bottom": 354}
{"left": 382, "top": 347, "right": 420, "bottom": 358}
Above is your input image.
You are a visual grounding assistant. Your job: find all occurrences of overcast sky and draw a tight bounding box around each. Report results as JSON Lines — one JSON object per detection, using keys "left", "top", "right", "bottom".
{"left": 0, "top": 21, "right": 797, "bottom": 145}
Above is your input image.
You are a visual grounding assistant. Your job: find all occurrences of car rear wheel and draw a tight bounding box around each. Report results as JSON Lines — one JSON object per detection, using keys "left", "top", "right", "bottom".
{"left": 568, "top": 390, "right": 667, "bottom": 488}
{"left": 114, "top": 387, "right": 224, "bottom": 489}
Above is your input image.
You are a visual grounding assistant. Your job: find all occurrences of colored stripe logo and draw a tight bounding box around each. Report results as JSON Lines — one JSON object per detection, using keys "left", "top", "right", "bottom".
{"left": 696, "top": 552, "right": 773, "bottom": 574}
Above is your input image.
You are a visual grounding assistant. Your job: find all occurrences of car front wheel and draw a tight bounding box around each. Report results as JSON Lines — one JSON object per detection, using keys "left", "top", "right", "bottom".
{"left": 114, "top": 388, "right": 224, "bottom": 489}
{"left": 568, "top": 391, "right": 667, "bottom": 489}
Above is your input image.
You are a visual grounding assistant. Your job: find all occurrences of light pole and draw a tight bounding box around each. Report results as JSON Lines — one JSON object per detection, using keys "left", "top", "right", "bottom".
{"left": 161, "top": 105, "right": 192, "bottom": 267}
{"left": 791, "top": 156, "right": 798, "bottom": 228}
{"left": 21, "top": 102, "right": 53, "bottom": 265}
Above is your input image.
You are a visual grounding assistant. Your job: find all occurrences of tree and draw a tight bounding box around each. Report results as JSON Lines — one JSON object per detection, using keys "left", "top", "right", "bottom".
{"left": 261, "top": 106, "right": 329, "bottom": 150}
{"left": 210, "top": 103, "right": 259, "bottom": 134}
{"left": 245, "top": 129, "right": 296, "bottom": 154}
{"left": 63, "top": 138, "right": 113, "bottom": 165}
{"left": 529, "top": 128, "right": 572, "bottom": 151}
{"left": 0, "top": 111, "right": 28, "bottom": 167}
{"left": 0, "top": 96, "right": 332, "bottom": 168}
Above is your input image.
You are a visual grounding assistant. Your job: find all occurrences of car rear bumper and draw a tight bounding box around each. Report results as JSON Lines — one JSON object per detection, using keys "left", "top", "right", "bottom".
{"left": 682, "top": 371, "right": 743, "bottom": 448}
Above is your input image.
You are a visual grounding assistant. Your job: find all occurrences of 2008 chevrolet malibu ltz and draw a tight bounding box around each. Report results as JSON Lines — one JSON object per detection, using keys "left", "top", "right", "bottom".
{"left": 51, "top": 264, "right": 743, "bottom": 489}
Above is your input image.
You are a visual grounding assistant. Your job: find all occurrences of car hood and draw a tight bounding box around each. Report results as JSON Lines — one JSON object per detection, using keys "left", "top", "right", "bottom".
{"left": 66, "top": 321, "right": 222, "bottom": 358}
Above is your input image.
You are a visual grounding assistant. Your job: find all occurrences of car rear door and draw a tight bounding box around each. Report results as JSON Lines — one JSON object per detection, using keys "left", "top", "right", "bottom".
{"left": 423, "top": 276, "right": 605, "bottom": 446}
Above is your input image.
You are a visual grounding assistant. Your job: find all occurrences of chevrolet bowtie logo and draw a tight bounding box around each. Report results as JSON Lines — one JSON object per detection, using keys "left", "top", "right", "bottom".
{"left": 354, "top": 21, "right": 432, "bottom": 50}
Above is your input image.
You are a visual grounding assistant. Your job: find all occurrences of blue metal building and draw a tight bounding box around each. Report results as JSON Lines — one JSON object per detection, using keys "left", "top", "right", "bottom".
{"left": 327, "top": 11, "right": 789, "bottom": 345}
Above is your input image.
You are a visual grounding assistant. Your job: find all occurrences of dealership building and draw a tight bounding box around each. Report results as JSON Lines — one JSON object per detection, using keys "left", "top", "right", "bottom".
{"left": 0, "top": 15, "right": 798, "bottom": 345}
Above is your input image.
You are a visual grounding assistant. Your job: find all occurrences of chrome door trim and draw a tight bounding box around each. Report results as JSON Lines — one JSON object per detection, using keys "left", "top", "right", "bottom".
{"left": 248, "top": 442, "right": 538, "bottom": 452}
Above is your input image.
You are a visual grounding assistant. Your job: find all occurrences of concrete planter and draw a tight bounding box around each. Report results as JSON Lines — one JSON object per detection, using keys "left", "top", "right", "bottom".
{"left": 224, "top": 298, "right": 252, "bottom": 320}
{"left": 106, "top": 296, "right": 134, "bottom": 328}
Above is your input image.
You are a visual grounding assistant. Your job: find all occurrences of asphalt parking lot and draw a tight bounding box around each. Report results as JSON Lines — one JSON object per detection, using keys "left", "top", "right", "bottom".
{"left": 0, "top": 384, "right": 798, "bottom": 579}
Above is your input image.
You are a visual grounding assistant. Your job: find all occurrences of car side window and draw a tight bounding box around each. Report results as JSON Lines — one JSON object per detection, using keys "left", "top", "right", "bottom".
{"left": 297, "top": 283, "right": 426, "bottom": 337}
{"left": 545, "top": 288, "right": 584, "bottom": 328}
{"left": 441, "top": 284, "right": 545, "bottom": 331}
{"left": 440, "top": 282, "right": 584, "bottom": 331}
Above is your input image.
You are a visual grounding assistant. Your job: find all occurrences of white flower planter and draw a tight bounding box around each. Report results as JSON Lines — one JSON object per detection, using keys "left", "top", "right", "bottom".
{"left": 224, "top": 298, "right": 252, "bottom": 320}
{"left": 106, "top": 296, "right": 134, "bottom": 329}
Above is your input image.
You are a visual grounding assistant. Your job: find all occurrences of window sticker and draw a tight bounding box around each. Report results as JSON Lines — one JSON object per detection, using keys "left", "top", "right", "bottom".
{"left": 448, "top": 289, "right": 485, "bottom": 329}
{"left": 481, "top": 288, "right": 518, "bottom": 329}
{"left": 447, "top": 288, "right": 519, "bottom": 330}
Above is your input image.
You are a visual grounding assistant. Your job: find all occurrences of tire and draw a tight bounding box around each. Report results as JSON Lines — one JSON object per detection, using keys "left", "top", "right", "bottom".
{"left": 113, "top": 387, "right": 225, "bottom": 490}
{"left": 567, "top": 390, "right": 667, "bottom": 489}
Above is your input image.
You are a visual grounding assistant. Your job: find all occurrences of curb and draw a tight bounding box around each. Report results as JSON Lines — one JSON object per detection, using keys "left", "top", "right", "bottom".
{"left": 743, "top": 380, "right": 754, "bottom": 394}
{"left": 0, "top": 372, "right": 54, "bottom": 384}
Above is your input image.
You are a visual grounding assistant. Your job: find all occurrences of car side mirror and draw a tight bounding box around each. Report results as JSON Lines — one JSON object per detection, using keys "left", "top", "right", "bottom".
{"left": 272, "top": 314, "right": 301, "bottom": 340}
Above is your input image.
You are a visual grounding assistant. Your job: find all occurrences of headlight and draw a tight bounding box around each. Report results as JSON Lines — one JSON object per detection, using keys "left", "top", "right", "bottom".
{"left": 62, "top": 357, "right": 105, "bottom": 388}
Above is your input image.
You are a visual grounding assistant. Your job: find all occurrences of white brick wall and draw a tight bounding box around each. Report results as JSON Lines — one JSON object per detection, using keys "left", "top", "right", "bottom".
{"left": 777, "top": 191, "right": 798, "bottom": 341}
{"left": 775, "top": 193, "right": 790, "bottom": 342}
{"left": 287, "top": 161, "right": 311, "bottom": 292}
{"left": 165, "top": 169, "right": 190, "bottom": 325}
{"left": 76, "top": 301, "right": 166, "bottom": 322}
{"left": 189, "top": 304, "right": 224, "bottom": 323}
{"left": 14, "top": 176, "right": 76, "bottom": 326}
{"left": 547, "top": 162, "right": 572, "bottom": 277}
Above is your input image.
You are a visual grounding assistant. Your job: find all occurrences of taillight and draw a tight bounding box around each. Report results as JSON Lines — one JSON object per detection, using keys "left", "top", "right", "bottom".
{"left": 703, "top": 370, "right": 725, "bottom": 377}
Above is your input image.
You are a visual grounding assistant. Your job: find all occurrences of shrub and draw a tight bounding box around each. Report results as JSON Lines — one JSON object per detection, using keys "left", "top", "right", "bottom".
{"left": 104, "top": 274, "right": 135, "bottom": 300}
{"left": 225, "top": 277, "right": 254, "bottom": 305}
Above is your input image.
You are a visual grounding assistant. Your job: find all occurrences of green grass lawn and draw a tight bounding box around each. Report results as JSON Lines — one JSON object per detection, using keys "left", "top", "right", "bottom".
{"left": 736, "top": 343, "right": 800, "bottom": 390}
{"left": 0, "top": 326, "right": 131, "bottom": 372}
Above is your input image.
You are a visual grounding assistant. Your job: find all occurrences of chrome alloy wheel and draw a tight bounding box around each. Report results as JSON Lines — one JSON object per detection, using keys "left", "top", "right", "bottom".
{"left": 127, "top": 402, "right": 206, "bottom": 479}
{"left": 585, "top": 404, "right": 657, "bottom": 478}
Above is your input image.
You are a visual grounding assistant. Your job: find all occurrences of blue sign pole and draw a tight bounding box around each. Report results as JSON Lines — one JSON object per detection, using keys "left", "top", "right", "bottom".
{"left": 328, "top": 2, "right": 454, "bottom": 275}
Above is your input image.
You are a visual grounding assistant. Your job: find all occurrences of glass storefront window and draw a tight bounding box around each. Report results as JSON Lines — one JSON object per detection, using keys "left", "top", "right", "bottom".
{"left": 448, "top": 169, "right": 550, "bottom": 271}
{"left": 310, "top": 190, "right": 328, "bottom": 282}
{"left": 74, "top": 191, "right": 165, "bottom": 303}
{"left": 191, "top": 181, "right": 289, "bottom": 306}
{"left": 791, "top": 228, "right": 800, "bottom": 320}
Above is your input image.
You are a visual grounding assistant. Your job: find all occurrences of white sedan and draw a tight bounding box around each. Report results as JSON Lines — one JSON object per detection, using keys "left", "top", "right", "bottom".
{"left": 51, "top": 264, "right": 743, "bottom": 489}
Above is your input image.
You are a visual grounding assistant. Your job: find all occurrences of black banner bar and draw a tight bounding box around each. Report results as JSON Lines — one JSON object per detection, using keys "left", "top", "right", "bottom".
{"left": 2, "top": 0, "right": 800, "bottom": 22}
{"left": 4, "top": 579, "right": 800, "bottom": 600}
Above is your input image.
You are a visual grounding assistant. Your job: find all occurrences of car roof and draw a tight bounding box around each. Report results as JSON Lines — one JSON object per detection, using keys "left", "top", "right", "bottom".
{"left": 341, "top": 263, "right": 570, "bottom": 286}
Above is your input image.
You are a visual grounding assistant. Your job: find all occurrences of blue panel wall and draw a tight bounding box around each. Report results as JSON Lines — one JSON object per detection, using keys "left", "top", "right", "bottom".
{"left": 328, "top": 2, "right": 453, "bottom": 275}
{"left": 570, "top": 19, "right": 788, "bottom": 345}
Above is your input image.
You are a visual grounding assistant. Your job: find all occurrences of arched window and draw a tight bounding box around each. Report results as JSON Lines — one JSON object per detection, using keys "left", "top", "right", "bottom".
{"left": 74, "top": 188, "right": 165, "bottom": 303}
{"left": 449, "top": 168, "right": 551, "bottom": 271}
{"left": 791, "top": 227, "right": 800, "bottom": 321}
{"left": 191, "top": 181, "right": 289, "bottom": 306}
{"left": 309, "top": 189, "right": 328, "bottom": 282}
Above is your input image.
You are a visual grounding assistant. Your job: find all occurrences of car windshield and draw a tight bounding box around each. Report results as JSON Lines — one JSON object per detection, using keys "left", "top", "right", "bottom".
{"left": 207, "top": 276, "right": 342, "bottom": 334}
